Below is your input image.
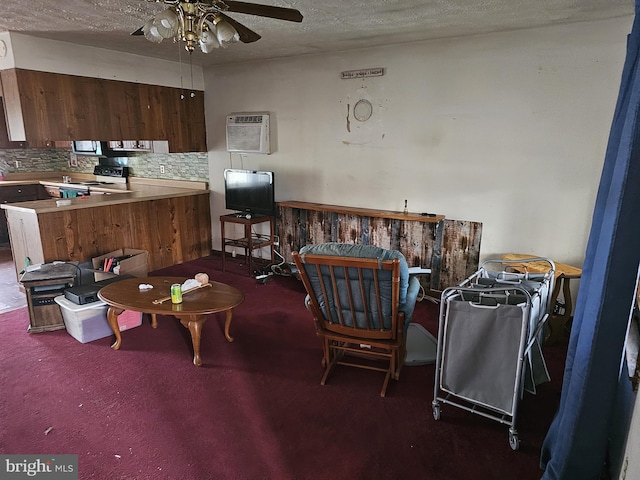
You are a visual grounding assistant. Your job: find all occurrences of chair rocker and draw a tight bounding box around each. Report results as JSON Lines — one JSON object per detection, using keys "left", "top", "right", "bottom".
{"left": 293, "top": 243, "right": 418, "bottom": 397}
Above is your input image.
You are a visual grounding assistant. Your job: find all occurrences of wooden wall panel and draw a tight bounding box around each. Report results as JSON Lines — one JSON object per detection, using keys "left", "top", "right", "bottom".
{"left": 438, "top": 219, "right": 483, "bottom": 288}
{"left": 277, "top": 202, "right": 482, "bottom": 291}
{"left": 369, "top": 217, "right": 393, "bottom": 251}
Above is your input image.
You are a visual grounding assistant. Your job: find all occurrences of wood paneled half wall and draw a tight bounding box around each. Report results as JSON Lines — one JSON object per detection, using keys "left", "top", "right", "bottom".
{"left": 278, "top": 201, "right": 482, "bottom": 292}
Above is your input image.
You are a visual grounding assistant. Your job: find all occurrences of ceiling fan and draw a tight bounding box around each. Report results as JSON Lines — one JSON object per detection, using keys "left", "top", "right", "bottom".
{"left": 133, "top": 0, "right": 303, "bottom": 53}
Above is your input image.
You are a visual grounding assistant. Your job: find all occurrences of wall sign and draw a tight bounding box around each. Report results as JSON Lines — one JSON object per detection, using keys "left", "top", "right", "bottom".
{"left": 341, "top": 68, "right": 384, "bottom": 80}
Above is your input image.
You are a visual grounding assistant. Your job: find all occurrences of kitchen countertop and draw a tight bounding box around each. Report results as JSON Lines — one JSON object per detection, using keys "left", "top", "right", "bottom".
{"left": 0, "top": 174, "right": 208, "bottom": 213}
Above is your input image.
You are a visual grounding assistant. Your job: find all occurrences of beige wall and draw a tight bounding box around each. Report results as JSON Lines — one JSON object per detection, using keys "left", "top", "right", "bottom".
{"left": 204, "top": 16, "right": 632, "bottom": 270}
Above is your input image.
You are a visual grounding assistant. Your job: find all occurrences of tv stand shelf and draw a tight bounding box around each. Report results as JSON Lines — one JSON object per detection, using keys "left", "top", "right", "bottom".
{"left": 220, "top": 213, "right": 275, "bottom": 274}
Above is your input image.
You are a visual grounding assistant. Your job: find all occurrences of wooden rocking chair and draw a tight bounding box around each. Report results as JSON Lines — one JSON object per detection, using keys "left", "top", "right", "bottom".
{"left": 293, "top": 243, "right": 418, "bottom": 397}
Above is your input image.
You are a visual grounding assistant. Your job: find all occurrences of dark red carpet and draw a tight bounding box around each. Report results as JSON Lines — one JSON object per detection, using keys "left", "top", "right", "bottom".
{"left": 0, "top": 255, "right": 567, "bottom": 479}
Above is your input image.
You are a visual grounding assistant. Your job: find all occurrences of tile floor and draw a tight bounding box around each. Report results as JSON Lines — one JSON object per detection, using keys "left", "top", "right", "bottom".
{"left": 0, "top": 243, "right": 27, "bottom": 313}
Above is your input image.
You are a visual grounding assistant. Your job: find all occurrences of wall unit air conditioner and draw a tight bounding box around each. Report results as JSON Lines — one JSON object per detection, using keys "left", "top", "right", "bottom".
{"left": 226, "top": 112, "right": 270, "bottom": 154}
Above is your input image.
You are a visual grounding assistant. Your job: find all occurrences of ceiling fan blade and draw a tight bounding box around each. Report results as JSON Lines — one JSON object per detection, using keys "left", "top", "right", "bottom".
{"left": 223, "top": 1, "right": 303, "bottom": 23}
{"left": 218, "top": 13, "right": 262, "bottom": 43}
{"left": 131, "top": 26, "right": 144, "bottom": 36}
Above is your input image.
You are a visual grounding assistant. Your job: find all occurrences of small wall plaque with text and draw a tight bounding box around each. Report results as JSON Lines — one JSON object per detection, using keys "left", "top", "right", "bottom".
{"left": 340, "top": 68, "right": 385, "bottom": 79}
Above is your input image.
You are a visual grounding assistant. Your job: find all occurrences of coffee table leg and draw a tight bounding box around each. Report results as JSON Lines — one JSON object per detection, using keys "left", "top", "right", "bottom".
{"left": 107, "top": 306, "right": 124, "bottom": 350}
{"left": 224, "top": 309, "right": 234, "bottom": 343}
{"left": 180, "top": 315, "right": 205, "bottom": 367}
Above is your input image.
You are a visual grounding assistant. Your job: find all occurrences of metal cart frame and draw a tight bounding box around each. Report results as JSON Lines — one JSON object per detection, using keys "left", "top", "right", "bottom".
{"left": 431, "top": 257, "right": 555, "bottom": 450}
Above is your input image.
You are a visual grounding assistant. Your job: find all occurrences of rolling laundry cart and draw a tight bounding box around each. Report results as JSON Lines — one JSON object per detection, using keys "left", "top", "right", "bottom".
{"left": 431, "top": 257, "right": 555, "bottom": 450}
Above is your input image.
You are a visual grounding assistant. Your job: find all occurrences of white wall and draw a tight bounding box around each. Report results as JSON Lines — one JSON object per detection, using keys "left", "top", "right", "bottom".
{"left": 0, "top": 32, "right": 204, "bottom": 90}
{"left": 205, "top": 16, "right": 632, "bottom": 270}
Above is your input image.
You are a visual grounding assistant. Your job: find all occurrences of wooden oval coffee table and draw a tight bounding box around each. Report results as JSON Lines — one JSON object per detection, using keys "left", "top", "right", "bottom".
{"left": 98, "top": 276, "right": 245, "bottom": 366}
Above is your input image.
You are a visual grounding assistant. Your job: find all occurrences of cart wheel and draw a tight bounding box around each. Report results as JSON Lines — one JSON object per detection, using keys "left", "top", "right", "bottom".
{"left": 509, "top": 431, "right": 520, "bottom": 451}
{"left": 432, "top": 404, "right": 441, "bottom": 421}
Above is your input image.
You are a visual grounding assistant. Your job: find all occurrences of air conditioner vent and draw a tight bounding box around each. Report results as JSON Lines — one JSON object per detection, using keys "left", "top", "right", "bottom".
{"left": 234, "top": 115, "right": 263, "bottom": 124}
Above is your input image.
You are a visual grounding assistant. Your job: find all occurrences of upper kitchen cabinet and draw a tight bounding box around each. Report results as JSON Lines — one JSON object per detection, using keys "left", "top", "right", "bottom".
{"left": 0, "top": 69, "right": 206, "bottom": 152}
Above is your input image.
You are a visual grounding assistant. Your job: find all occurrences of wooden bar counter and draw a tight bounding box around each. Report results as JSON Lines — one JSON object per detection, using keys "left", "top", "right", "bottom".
{"left": 1, "top": 178, "right": 212, "bottom": 279}
{"left": 277, "top": 201, "right": 482, "bottom": 291}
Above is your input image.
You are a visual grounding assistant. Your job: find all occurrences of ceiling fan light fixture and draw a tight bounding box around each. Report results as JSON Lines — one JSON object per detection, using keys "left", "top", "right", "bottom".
{"left": 135, "top": 1, "right": 303, "bottom": 53}
{"left": 154, "top": 8, "right": 179, "bottom": 39}
{"left": 142, "top": 18, "right": 163, "bottom": 43}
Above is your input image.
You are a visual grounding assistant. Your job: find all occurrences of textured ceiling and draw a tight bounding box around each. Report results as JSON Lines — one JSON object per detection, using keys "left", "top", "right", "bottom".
{"left": 0, "top": 0, "right": 634, "bottom": 67}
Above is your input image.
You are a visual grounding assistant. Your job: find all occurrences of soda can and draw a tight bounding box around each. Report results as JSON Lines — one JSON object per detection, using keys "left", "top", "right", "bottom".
{"left": 171, "top": 283, "right": 183, "bottom": 304}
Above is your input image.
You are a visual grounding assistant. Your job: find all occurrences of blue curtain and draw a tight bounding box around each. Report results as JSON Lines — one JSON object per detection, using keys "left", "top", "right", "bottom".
{"left": 541, "top": 4, "right": 640, "bottom": 478}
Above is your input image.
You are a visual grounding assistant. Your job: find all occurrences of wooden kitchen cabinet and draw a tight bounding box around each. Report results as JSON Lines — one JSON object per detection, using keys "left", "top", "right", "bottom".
{"left": 0, "top": 69, "right": 206, "bottom": 152}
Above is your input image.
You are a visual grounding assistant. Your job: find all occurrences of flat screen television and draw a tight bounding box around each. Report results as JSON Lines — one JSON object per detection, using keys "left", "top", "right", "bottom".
{"left": 223, "top": 169, "right": 275, "bottom": 217}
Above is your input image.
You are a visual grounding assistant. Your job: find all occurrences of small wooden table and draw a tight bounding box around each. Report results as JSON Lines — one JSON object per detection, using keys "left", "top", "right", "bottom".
{"left": 98, "top": 276, "right": 245, "bottom": 366}
{"left": 220, "top": 213, "right": 275, "bottom": 274}
{"left": 501, "top": 254, "right": 582, "bottom": 344}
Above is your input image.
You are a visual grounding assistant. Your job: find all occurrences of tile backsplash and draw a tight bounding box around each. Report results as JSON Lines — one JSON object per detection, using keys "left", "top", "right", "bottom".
{"left": 0, "top": 148, "right": 209, "bottom": 181}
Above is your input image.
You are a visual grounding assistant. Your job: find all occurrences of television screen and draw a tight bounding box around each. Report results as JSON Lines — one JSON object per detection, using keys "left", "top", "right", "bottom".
{"left": 223, "top": 169, "right": 275, "bottom": 216}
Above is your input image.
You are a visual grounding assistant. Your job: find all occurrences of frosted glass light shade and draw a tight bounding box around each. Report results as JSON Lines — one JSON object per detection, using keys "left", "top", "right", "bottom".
{"left": 200, "top": 28, "right": 220, "bottom": 53}
{"left": 215, "top": 20, "right": 239, "bottom": 43}
{"left": 155, "top": 8, "right": 179, "bottom": 39}
{"left": 142, "top": 18, "right": 163, "bottom": 43}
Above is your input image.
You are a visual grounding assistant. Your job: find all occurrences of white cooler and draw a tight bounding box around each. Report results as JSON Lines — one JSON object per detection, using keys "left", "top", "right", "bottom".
{"left": 54, "top": 295, "right": 142, "bottom": 343}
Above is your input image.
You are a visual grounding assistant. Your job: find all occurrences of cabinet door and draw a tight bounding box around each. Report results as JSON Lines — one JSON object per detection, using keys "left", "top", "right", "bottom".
{"left": 0, "top": 95, "right": 26, "bottom": 148}
{"left": 1, "top": 184, "right": 39, "bottom": 203}
{"left": 0, "top": 212, "right": 7, "bottom": 243}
